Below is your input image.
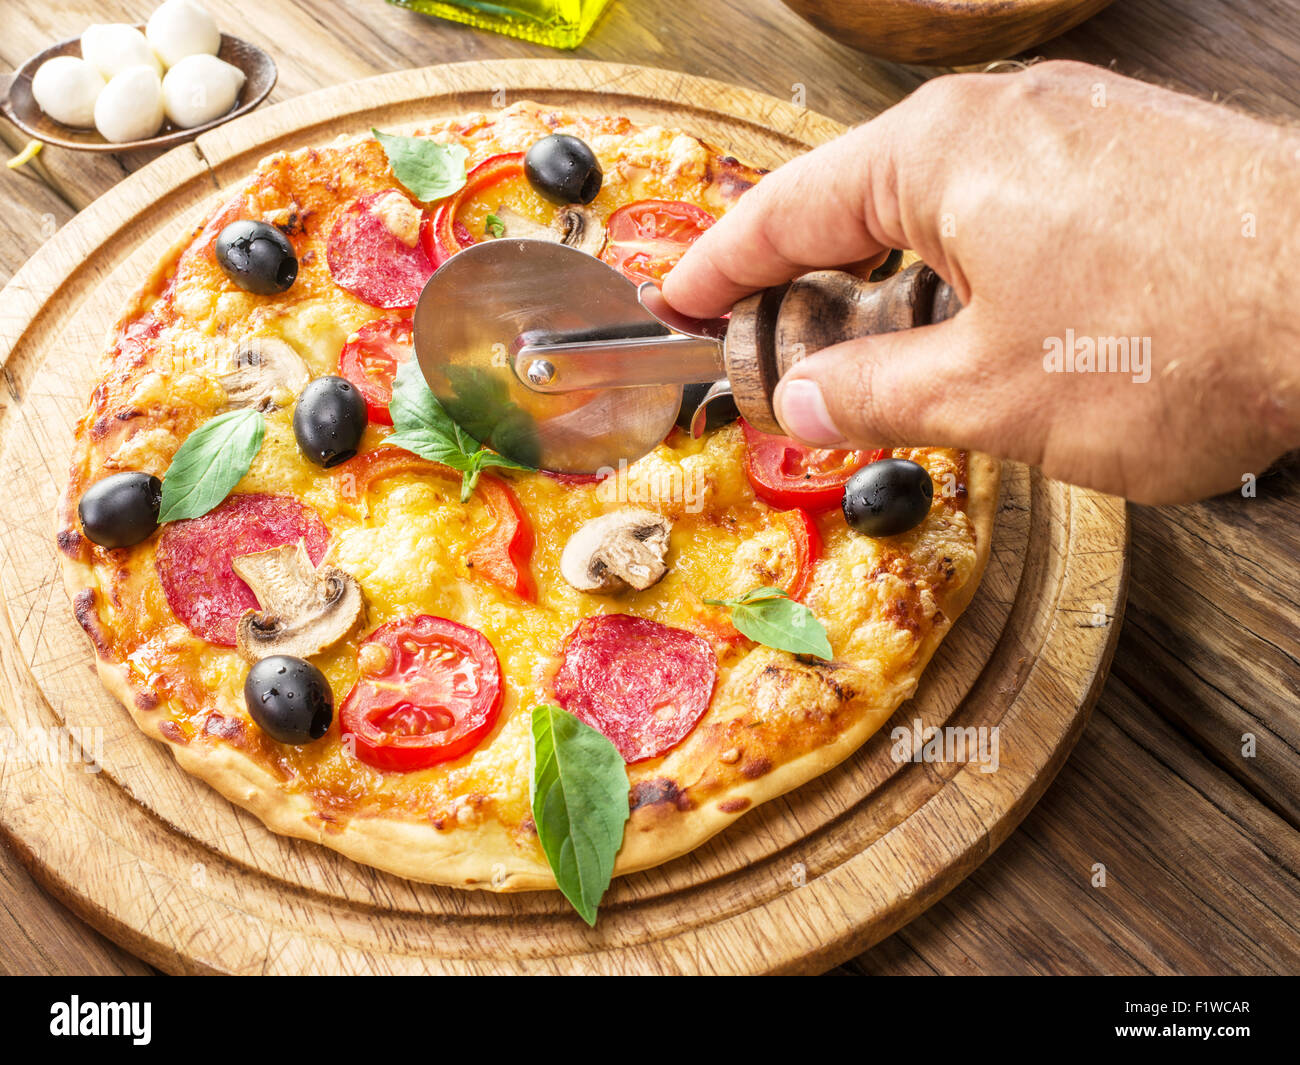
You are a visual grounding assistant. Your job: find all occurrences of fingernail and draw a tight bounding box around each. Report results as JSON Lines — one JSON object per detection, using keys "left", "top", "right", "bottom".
{"left": 776, "top": 379, "right": 847, "bottom": 446}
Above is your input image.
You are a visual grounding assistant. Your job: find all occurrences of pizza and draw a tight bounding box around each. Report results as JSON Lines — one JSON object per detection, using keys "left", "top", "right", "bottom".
{"left": 55, "top": 100, "right": 999, "bottom": 920}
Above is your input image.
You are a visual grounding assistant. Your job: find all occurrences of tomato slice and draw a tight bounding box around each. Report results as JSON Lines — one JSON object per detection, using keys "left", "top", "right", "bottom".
{"left": 338, "top": 317, "right": 413, "bottom": 425}
{"left": 423, "top": 152, "right": 526, "bottom": 266}
{"left": 741, "top": 419, "right": 884, "bottom": 513}
{"left": 601, "top": 199, "right": 715, "bottom": 285}
{"left": 340, "top": 615, "right": 503, "bottom": 771}
{"left": 465, "top": 474, "right": 535, "bottom": 602}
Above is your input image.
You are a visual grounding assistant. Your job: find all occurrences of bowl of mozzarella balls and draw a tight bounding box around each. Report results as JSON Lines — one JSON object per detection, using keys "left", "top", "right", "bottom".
{"left": 3, "top": 0, "right": 276, "bottom": 151}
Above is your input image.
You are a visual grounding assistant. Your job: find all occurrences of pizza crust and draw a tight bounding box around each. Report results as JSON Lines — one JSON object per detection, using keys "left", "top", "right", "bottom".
{"left": 55, "top": 103, "right": 1001, "bottom": 893}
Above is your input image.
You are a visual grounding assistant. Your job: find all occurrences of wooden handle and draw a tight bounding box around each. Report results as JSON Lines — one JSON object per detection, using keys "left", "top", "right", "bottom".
{"left": 725, "top": 261, "right": 960, "bottom": 434}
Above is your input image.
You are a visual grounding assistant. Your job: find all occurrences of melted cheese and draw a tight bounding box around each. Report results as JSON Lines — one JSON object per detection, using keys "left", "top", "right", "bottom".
{"left": 371, "top": 190, "right": 422, "bottom": 247}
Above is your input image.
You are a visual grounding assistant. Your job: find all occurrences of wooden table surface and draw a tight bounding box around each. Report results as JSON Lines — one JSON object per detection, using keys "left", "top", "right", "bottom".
{"left": 1, "top": 0, "right": 1297, "bottom": 976}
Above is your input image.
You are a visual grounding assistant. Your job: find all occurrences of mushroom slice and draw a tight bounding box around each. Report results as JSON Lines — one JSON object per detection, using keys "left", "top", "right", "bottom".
{"left": 232, "top": 540, "right": 364, "bottom": 663}
{"left": 217, "top": 337, "right": 311, "bottom": 412}
{"left": 560, "top": 508, "right": 673, "bottom": 594}
{"left": 555, "top": 205, "right": 605, "bottom": 256}
{"left": 491, "top": 205, "right": 606, "bottom": 257}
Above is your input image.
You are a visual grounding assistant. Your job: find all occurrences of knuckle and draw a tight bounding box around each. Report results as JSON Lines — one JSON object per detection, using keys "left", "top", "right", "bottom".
{"left": 1032, "top": 59, "right": 1100, "bottom": 82}
{"left": 1005, "top": 59, "right": 1095, "bottom": 98}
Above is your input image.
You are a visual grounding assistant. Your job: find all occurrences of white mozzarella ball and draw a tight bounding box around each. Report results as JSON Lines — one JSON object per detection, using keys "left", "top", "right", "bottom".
{"left": 94, "top": 66, "right": 166, "bottom": 143}
{"left": 146, "top": 0, "right": 222, "bottom": 68}
{"left": 31, "top": 56, "right": 106, "bottom": 128}
{"left": 162, "top": 54, "right": 246, "bottom": 128}
{"left": 81, "top": 24, "right": 163, "bottom": 80}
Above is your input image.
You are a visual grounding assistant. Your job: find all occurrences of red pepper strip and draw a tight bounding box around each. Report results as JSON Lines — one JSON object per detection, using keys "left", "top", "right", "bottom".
{"left": 688, "top": 596, "right": 751, "bottom": 650}
{"left": 333, "top": 451, "right": 535, "bottom": 601}
{"left": 334, "top": 446, "right": 446, "bottom": 506}
{"left": 778, "top": 506, "right": 822, "bottom": 602}
{"left": 423, "top": 151, "right": 526, "bottom": 266}
{"left": 688, "top": 505, "right": 822, "bottom": 647}
{"left": 465, "top": 473, "right": 536, "bottom": 602}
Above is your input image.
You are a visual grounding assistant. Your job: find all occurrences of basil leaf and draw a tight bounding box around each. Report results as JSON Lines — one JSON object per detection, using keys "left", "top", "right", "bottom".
{"left": 372, "top": 129, "right": 468, "bottom": 202}
{"left": 158, "top": 408, "right": 265, "bottom": 523}
{"left": 704, "top": 586, "right": 833, "bottom": 660}
{"left": 485, "top": 212, "right": 505, "bottom": 238}
{"left": 530, "top": 704, "right": 630, "bottom": 926}
{"left": 386, "top": 359, "right": 532, "bottom": 502}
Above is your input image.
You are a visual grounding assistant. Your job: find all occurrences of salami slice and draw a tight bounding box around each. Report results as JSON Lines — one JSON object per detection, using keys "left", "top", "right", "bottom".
{"left": 553, "top": 614, "right": 717, "bottom": 763}
{"left": 155, "top": 493, "right": 330, "bottom": 646}
{"left": 326, "top": 192, "right": 434, "bottom": 309}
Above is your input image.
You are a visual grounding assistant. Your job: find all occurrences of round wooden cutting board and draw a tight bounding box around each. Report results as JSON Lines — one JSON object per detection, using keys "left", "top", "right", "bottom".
{"left": 0, "top": 60, "right": 1127, "bottom": 975}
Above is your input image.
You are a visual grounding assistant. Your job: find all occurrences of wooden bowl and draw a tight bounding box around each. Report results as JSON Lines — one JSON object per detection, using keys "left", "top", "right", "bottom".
{"left": 780, "top": 0, "right": 1116, "bottom": 66}
{"left": 1, "top": 30, "right": 276, "bottom": 152}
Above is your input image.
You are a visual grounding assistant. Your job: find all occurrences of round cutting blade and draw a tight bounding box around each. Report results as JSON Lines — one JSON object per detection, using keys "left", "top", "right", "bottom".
{"left": 412, "top": 239, "right": 683, "bottom": 474}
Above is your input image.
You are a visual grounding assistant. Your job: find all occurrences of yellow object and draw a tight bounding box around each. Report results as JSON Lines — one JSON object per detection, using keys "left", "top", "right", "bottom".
{"left": 6, "top": 139, "right": 43, "bottom": 169}
{"left": 388, "top": 0, "right": 611, "bottom": 49}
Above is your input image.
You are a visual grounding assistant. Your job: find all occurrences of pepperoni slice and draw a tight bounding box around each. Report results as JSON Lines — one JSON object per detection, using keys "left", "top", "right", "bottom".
{"left": 155, "top": 494, "right": 330, "bottom": 646}
{"left": 553, "top": 614, "right": 717, "bottom": 763}
{"left": 326, "top": 192, "right": 434, "bottom": 309}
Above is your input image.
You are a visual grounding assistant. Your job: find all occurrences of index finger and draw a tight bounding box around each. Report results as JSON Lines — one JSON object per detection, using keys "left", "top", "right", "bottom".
{"left": 661, "top": 121, "right": 902, "bottom": 318}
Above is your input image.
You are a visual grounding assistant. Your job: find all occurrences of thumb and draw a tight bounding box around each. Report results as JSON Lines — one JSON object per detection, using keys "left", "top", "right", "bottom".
{"left": 772, "top": 314, "right": 1038, "bottom": 461}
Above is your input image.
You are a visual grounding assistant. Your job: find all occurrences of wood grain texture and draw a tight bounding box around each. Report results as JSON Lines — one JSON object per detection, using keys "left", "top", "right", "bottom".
{"left": 848, "top": 671, "right": 1300, "bottom": 975}
{"left": 0, "top": 59, "right": 1124, "bottom": 974}
{"left": 1, "top": 0, "right": 1296, "bottom": 976}
{"left": 0, "top": 837, "right": 153, "bottom": 976}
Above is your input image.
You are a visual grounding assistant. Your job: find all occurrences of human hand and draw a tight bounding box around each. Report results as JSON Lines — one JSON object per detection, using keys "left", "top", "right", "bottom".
{"left": 663, "top": 62, "right": 1300, "bottom": 503}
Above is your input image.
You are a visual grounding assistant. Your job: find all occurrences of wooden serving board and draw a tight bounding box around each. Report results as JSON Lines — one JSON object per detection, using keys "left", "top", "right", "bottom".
{"left": 0, "top": 60, "right": 1127, "bottom": 975}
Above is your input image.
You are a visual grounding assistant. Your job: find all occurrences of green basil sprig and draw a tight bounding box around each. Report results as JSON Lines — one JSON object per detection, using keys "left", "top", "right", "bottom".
{"left": 372, "top": 129, "right": 469, "bottom": 202}
{"left": 386, "top": 360, "right": 532, "bottom": 503}
{"left": 530, "top": 704, "right": 630, "bottom": 927}
{"left": 157, "top": 408, "right": 265, "bottom": 523}
{"left": 704, "top": 586, "right": 833, "bottom": 660}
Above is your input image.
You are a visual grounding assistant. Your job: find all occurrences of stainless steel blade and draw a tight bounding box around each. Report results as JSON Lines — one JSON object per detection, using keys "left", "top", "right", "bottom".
{"left": 413, "top": 239, "right": 720, "bottom": 473}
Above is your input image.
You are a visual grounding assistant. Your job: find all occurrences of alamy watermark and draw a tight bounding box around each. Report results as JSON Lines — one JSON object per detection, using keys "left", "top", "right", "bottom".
{"left": 50, "top": 997, "right": 150, "bottom": 1045}
{"left": 890, "top": 718, "right": 1001, "bottom": 773}
{"left": 0, "top": 725, "right": 103, "bottom": 773}
{"left": 1043, "top": 330, "right": 1151, "bottom": 383}
{"left": 593, "top": 458, "right": 707, "bottom": 513}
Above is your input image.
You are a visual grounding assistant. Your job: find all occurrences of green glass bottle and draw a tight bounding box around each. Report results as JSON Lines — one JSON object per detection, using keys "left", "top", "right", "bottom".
{"left": 388, "top": 0, "right": 612, "bottom": 49}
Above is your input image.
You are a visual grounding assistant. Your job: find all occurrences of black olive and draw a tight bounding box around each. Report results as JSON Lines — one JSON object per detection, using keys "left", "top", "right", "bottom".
{"left": 215, "top": 220, "right": 298, "bottom": 295}
{"left": 869, "top": 248, "right": 905, "bottom": 282}
{"left": 842, "top": 458, "right": 933, "bottom": 537}
{"left": 293, "top": 376, "right": 367, "bottom": 467}
{"left": 524, "top": 134, "right": 603, "bottom": 205}
{"left": 77, "top": 472, "right": 162, "bottom": 548}
{"left": 675, "top": 382, "right": 740, "bottom": 433}
{"left": 244, "top": 655, "right": 333, "bottom": 744}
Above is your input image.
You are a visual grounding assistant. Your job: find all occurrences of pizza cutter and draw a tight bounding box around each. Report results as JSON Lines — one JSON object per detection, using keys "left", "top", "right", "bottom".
{"left": 413, "top": 238, "right": 960, "bottom": 473}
